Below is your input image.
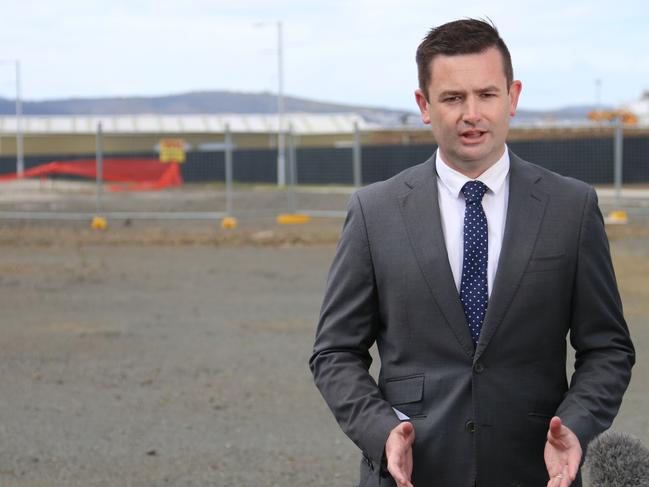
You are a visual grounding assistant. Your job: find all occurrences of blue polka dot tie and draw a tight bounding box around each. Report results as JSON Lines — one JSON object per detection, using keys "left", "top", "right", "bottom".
{"left": 460, "top": 181, "right": 488, "bottom": 346}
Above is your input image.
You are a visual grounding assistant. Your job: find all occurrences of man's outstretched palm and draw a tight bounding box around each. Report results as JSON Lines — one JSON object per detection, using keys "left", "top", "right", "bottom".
{"left": 386, "top": 422, "right": 415, "bottom": 487}
{"left": 544, "top": 416, "right": 582, "bottom": 487}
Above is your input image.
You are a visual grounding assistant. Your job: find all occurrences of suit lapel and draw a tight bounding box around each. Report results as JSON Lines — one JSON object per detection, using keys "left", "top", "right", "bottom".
{"left": 475, "top": 152, "right": 549, "bottom": 359}
{"left": 398, "top": 156, "right": 475, "bottom": 358}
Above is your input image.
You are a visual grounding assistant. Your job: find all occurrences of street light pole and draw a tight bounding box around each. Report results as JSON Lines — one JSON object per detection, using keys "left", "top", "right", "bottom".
{"left": 252, "top": 21, "right": 286, "bottom": 186}
{"left": 276, "top": 21, "right": 286, "bottom": 186}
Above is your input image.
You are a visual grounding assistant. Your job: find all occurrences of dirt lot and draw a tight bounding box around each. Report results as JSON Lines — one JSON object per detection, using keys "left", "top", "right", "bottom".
{"left": 0, "top": 214, "right": 647, "bottom": 486}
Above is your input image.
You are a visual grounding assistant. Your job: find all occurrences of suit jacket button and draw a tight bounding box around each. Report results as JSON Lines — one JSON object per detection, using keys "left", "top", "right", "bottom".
{"left": 465, "top": 420, "right": 476, "bottom": 433}
{"left": 474, "top": 362, "right": 485, "bottom": 373}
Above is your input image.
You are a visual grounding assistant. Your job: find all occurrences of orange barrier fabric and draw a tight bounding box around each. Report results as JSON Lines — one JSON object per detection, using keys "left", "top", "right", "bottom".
{"left": 0, "top": 159, "right": 183, "bottom": 192}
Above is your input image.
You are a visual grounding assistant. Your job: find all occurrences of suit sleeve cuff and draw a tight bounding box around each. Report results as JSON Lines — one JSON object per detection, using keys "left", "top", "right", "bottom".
{"left": 556, "top": 403, "right": 598, "bottom": 457}
{"left": 365, "top": 413, "right": 402, "bottom": 469}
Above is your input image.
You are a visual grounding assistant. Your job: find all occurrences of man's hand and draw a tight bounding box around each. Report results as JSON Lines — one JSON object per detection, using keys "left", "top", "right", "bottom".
{"left": 544, "top": 416, "right": 582, "bottom": 487}
{"left": 385, "top": 421, "right": 415, "bottom": 487}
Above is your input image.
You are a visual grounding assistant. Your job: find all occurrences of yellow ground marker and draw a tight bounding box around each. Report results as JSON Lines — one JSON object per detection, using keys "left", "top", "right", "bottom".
{"left": 221, "top": 217, "right": 238, "bottom": 229}
{"left": 276, "top": 214, "right": 311, "bottom": 225}
{"left": 605, "top": 210, "right": 628, "bottom": 225}
{"left": 91, "top": 216, "right": 108, "bottom": 230}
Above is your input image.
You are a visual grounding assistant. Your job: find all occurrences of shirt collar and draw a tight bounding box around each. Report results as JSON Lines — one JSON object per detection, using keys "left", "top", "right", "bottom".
{"left": 435, "top": 146, "right": 510, "bottom": 198}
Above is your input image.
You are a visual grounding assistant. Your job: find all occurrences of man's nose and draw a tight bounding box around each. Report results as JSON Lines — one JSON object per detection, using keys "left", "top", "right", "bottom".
{"left": 462, "top": 98, "right": 481, "bottom": 124}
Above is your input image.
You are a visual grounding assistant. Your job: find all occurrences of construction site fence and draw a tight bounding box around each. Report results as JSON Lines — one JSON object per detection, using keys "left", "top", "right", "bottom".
{"left": 0, "top": 124, "right": 647, "bottom": 221}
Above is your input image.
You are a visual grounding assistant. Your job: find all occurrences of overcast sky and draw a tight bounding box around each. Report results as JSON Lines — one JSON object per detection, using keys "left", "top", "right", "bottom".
{"left": 0, "top": 0, "right": 647, "bottom": 111}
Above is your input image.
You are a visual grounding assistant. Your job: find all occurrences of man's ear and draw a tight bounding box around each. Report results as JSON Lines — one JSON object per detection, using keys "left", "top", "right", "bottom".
{"left": 508, "top": 80, "right": 523, "bottom": 117}
{"left": 414, "top": 89, "right": 432, "bottom": 125}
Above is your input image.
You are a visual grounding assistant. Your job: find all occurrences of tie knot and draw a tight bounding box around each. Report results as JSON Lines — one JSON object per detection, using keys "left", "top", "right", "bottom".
{"left": 461, "top": 180, "right": 487, "bottom": 204}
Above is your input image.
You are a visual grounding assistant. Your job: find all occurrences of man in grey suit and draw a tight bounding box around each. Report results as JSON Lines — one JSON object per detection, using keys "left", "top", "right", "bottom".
{"left": 309, "top": 19, "right": 635, "bottom": 487}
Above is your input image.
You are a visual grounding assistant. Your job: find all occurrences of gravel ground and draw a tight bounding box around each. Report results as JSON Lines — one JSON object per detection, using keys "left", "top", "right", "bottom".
{"left": 0, "top": 205, "right": 647, "bottom": 486}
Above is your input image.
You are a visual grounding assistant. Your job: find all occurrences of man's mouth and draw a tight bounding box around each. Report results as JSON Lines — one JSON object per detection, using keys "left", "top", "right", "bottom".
{"left": 460, "top": 130, "right": 486, "bottom": 142}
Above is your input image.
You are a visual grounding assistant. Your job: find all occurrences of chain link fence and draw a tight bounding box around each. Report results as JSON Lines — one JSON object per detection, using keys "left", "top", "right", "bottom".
{"left": 0, "top": 124, "right": 647, "bottom": 222}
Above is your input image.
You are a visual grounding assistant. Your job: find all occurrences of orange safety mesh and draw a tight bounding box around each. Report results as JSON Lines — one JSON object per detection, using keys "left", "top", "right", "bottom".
{"left": 0, "top": 159, "right": 183, "bottom": 192}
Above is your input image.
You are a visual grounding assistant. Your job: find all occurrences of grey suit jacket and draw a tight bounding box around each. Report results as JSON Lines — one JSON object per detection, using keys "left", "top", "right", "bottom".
{"left": 310, "top": 152, "right": 635, "bottom": 487}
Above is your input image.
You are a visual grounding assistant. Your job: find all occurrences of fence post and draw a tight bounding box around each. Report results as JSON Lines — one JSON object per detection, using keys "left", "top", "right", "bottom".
{"left": 224, "top": 123, "right": 233, "bottom": 216}
{"left": 15, "top": 59, "right": 24, "bottom": 177}
{"left": 95, "top": 122, "right": 103, "bottom": 214}
{"left": 286, "top": 123, "right": 297, "bottom": 213}
{"left": 353, "top": 120, "right": 362, "bottom": 187}
{"left": 614, "top": 119, "right": 623, "bottom": 205}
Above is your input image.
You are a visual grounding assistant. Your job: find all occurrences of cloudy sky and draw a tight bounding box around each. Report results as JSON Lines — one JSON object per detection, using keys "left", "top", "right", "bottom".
{"left": 0, "top": 0, "right": 647, "bottom": 111}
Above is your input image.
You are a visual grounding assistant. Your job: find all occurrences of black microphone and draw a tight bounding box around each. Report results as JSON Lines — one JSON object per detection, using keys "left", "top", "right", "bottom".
{"left": 585, "top": 431, "right": 649, "bottom": 487}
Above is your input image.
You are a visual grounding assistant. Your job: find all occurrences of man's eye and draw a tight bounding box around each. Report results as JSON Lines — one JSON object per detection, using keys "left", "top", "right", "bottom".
{"left": 480, "top": 93, "right": 496, "bottom": 98}
{"left": 444, "top": 96, "right": 461, "bottom": 103}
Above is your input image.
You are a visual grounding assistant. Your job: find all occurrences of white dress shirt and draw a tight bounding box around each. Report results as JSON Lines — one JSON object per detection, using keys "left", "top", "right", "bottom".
{"left": 436, "top": 148, "right": 510, "bottom": 296}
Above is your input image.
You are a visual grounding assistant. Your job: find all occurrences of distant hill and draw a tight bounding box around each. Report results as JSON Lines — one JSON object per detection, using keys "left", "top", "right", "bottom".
{"left": 0, "top": 90, "right": 604, "bottom": 126}
{"left": 0, "top": 90, "right": 411, "bottom": 125}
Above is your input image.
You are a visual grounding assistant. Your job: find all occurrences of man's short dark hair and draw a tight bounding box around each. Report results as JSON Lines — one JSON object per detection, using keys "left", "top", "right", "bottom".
{"left": 416, "top": 18, "right": 513, "bottom": 100}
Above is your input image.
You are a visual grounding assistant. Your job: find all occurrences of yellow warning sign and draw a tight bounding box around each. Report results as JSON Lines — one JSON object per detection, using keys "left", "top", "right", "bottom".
{"left": 160, "top": 138, "right": 186, "bottom": 163}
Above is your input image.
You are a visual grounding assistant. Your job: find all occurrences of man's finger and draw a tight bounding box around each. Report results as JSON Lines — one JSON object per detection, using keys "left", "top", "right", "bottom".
{"left": 388, "top": 456, "right": 413, "bottom": 487}
{"left": 399, "top": 421, "right": 415, "bottom": 444}
{"left": 548, "top": 474, "right": 563, "bottom": 487}
{"left": 568, "top": 454, "right": 580, "bottom": 480}
{"left": 388, "top": 459, "right": 406, "bottom": 483}
{"left": 546, "top": 475, "right": 561, "bottom": 487}
{"left": 548, "top": 416, "right": 563, "bottom": 439}
{"left": 394, "top": 472, "right": 406, "bottom": 486}
{"left": 560, "top": 464, "right": 570, "bottom": 487}
{"left": 546, "top": 467, "right": 568, "bottom": 487}
{"left": 391, "top": 468, "right": 411, "bottom": 487}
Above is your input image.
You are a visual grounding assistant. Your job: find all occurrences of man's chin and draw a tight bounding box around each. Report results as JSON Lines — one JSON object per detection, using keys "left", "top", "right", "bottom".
{"left": 456, "top": 142, "right": 505, "bottom": 164}
{"left": 443, "top": 148, "right": 501, "bottom": 176}
{"left": 456, "top": 150, "right": 492, "bottom": 166}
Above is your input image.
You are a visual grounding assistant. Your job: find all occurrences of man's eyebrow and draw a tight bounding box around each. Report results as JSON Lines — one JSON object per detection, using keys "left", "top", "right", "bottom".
{"left": 436, "top": 86, "right": 502, "bottom": 99}
{"left": 476, "top": 85, "right": 501, "bottom": 93}
{"left": 437, "top": 90, "right": 466, "bottom": 99}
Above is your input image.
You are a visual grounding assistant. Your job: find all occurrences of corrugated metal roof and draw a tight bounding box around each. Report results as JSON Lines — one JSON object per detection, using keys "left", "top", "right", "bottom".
{"left": 0, "top": 113, "right": 373, "bottom": 135}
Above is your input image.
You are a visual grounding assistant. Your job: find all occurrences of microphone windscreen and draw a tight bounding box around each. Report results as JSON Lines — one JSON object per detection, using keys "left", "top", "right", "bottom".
{"left": 585, "top": 431, "right": 649, "bottom": 487}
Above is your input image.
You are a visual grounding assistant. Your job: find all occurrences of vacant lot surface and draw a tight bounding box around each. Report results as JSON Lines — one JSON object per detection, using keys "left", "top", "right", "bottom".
{"left": 0, "top": 219, "right": 647, "bottom": 487}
